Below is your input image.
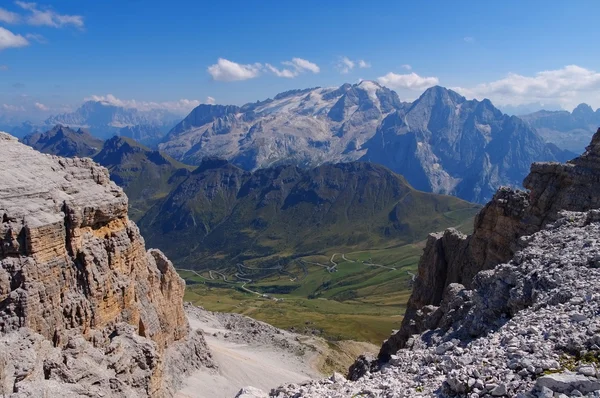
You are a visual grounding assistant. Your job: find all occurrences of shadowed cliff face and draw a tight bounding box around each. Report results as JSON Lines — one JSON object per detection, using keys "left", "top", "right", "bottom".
{"left": 0, "top": 132, "right": 211, "bottom": 397}
{"left": 377, "top": 128, "right": 600, "bottom": 362}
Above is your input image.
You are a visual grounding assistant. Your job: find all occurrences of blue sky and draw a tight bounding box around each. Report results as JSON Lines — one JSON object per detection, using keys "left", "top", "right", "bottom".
{"left": 1, "top": 0, "right": 600, "bottom": 120}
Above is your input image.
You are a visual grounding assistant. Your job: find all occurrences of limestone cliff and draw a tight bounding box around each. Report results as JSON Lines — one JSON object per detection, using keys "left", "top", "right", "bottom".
{"left": 0, "top": 132, "right": 212, "bottom": 397}
{"left": 378, "top": 127, "right": 600, "bottom": 361}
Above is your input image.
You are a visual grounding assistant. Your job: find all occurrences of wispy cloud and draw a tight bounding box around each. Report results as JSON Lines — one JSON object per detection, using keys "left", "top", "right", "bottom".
{"left": 337, "top": 57, "right": 355, "bottom": 74}
{"left": 15, "top": 1, "right": 84, "bottom": 29}
{"left": 267, "top": 57, "right": 320, "bottom": 78}
{"left": 34, "top": 102, "right": 49, "bottom": 111}
{"left": 12, "top": 82, "right": 25, "bottom": 88}
{"left": 207, "top": 58, "right": 262, "bottom": 81}
{"left": 463, "top": 36, "right": 475, "bottom": 43}
{"left": 0, "top": 7, "right": 20, "bottom": 23}
{"left": 25, "top": 33, "right": 46, "bottom": 43}
{"left": 377, "top": 71, "right": 439, "bottom": 90}
{"left": 401, "top": 64, "right": 412, "bottom": 70}
{"left": 209, "top": 57, "right": 320, "bottom": 81}
{"left": 205, "top": 96, "right": 216, "bottom": 105}
{"left": 265, "top": 63, "right": 297, "bottom": 78}
{"left": 282, "top": 57, "right": 320, "bottom": 74}
{"left": 358, "top": 60, "right": 371, "bottom": 69}
{"left": 0, "top": 65, "right": 8, "bottom": 71}
{"left": 452, "top": 65, "right": 600, "bottom": 110}
{"left": 0, "top": 26, "right": 29, "bottom": 50}
{"left": 2, "top": 104, "right": 25, "bottom": 112}
{"left": 85, "top": 94, "right": 206, "bottom": 115}
{"left": 336, "top": 57, "right": 370, "bottom": 74}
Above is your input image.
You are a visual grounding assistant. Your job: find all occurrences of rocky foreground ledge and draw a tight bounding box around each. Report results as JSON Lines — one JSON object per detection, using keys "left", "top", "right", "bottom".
{"left": 0, "top": 132, "right": 213, "bottom": 397}
{"left": 267, "top": 210, "right": 600, "bottom": 397}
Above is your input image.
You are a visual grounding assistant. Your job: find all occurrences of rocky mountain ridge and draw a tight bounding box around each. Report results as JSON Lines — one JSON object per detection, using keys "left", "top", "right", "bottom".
{"left": 0, "top": 132, "right": 212, "bottom": 397}
{"left": 21, "top": 124, "right": 104, "bottom": 158}
{"left": 159, "top": 83, "right": 572, "bottom": 203}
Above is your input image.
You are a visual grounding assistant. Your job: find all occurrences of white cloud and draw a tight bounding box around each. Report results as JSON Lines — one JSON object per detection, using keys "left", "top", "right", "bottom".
{"left": 2, "top": 104, "right": 25, "bottom": 112}
{"left": 377, "top": 71, "right": 439, "bottom": 90}
{"left": 207, "top": 58, "right": 262, "bottom": 81}
{"left": 0, "top": 7, "right": 20, "bottom": 23}
{"left": 0, "top": 27, "right": 28, "bottom": 50}
{"left": 25, "top": 33, "right": 46, "bottom": 43}
{"left": 205, "top": 96, "right": 216, "bottom": 105}
{"left": 464, "top": 36, "right": 475, "bottom": 43}
{"left": 84, "top": 94, "right": 204, "bottom": 115}
{"left": 337, "top": 56, "right": 355, "bottom": 74}
{"left": 0, "top": 65, "right": 8, "bottom": 71}
{"left": 401, "top": 64, "right": 412, "bottom": 70}
{"left": 282, "top": 57, "right": 320, "bottom": 74}
{"left": 358, "top": 59, "right": 371, "bottom": 69}
{"left": 265, "top": 63, "right": 297, "bottom": 78}
{"left": 211, "top": 57, "right": 320, "bottom": 79}
{"left": 15, "top": 1, "right": 84, "bottom": 28}
{"left": 34, "top": 102, "right": 49, "bottom": 111}
{"left": 452, "top": 65, "right": 600, "bottom": 110}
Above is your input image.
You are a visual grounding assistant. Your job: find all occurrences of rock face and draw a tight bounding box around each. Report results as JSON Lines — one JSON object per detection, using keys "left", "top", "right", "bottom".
{"left": 271, "top": 182, "right": 600, "bottom": 396}
{"left": 378, "top": 128, "right": 600, "bottom": 361}
{"left": 0, "top": 132, "right": 212, "bottom": 397}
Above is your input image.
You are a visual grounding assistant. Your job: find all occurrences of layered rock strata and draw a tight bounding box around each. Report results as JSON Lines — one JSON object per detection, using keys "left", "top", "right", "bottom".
{"left": 0, "top": 132, "right": 212, "bottom": 397}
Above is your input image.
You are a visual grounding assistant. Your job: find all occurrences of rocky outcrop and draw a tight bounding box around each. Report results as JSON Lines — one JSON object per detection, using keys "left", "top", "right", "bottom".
{"left": 273, "top": 209, "right": 600, "bottom": 397}
{"left": 0, "top": 132, "right": 212, "bottom": 396}
{"left": 378, "top": 128, "right": 600, "bottom": 362}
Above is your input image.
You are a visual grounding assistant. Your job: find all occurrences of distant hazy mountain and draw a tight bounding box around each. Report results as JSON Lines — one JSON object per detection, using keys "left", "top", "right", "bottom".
{"left": 138, "top": 160, "right": 479, "bottom": 270}
{"left": 7, "top": 121, "right": 43, "bottom": 138}
{"left": 520, "top": 103, "right": 600, "bottom": 153}
{"left": 159, "top": 83, "right": 569, "bottom": 203}
{"left": 498, "top": 102, "right": 562, "bottom": 116}
{"left": 45, "top": 101, "right": 181, "bottom": 145}
{"left": 21, "top": 125, "right": 104, "bottom": 158}
{"left": 93, "top": 136, "right": 192, "bottom": 220}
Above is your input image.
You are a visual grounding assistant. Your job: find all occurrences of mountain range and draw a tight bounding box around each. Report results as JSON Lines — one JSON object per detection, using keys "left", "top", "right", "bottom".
{"left": 16, "top": 125, "right": 479, "bottom": 272}
{"left": 520, "top": 103, "right": 600, "bottom": 153}
{"left": 159, "top": 83, "right": 574, "bottom": 203}
{"left": 13, "top": 83, "right": 588, "bottom": 204}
